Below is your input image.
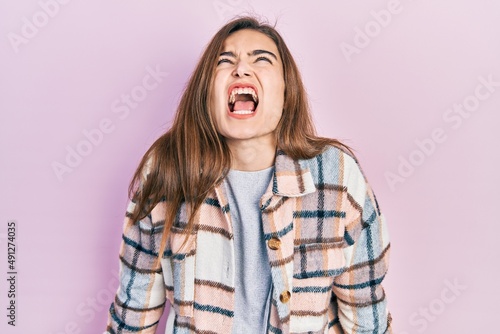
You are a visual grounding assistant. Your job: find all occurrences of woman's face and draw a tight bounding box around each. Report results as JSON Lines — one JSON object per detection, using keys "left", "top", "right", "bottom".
{"left": 210, "top": 29, "right": 285, "bottom": 145}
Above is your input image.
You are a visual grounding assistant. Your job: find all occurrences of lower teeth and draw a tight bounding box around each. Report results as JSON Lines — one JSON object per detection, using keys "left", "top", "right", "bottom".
{"left": 232, "top": 110, "right": 253, "bottom": 115}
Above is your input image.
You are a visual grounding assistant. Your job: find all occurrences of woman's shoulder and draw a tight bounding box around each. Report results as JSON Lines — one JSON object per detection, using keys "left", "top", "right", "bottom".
{"left": 299, "top": 143, "right": 368, "bottom": 186}
{"left": 134, "top": 132, "right": 173, "bottom": 182}
{"left": 301, "top": 143, "right": 358, "bottom": 168}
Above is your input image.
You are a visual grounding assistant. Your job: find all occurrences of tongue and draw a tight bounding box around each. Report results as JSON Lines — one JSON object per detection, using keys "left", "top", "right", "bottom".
{"left": 233, "top": 101, "right": 255, "bottom": 111}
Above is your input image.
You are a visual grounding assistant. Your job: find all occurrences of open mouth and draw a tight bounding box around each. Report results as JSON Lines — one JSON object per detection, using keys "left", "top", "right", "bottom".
{"left": 228, "top": 86, "right": 259, "bottom": 115}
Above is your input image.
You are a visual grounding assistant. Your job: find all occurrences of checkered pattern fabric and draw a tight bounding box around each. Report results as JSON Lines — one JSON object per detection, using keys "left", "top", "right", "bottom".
{"left": 105, "top": 146, "right": 392, "bottom": 333}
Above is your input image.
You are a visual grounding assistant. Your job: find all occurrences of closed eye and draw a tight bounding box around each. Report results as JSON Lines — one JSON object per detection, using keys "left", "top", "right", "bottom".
{"left": 217, "top": 58, "right": 234, "bottom": 66}
{"left": 255, "top": 56, "right": 273, "bottom": 64}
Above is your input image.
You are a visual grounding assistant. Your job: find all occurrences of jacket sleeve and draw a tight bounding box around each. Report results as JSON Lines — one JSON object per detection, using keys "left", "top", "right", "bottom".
{"left": 333, "top": 154, "right": 392, "bottom": 333}
{"left": 105, "top": 200, "right": 167, "bottom": 334}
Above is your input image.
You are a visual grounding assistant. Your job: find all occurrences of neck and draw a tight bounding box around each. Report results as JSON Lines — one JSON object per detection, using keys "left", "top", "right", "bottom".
{"left": 226, "top": 136, "right": 277, "bottom": 171}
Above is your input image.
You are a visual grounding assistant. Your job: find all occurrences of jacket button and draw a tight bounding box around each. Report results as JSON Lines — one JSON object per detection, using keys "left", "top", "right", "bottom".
{"left": 279, "top": 290, "right": 291, "bottom": 303}
{"left": 268, "top": 237, "right": 281, "bottom": 250}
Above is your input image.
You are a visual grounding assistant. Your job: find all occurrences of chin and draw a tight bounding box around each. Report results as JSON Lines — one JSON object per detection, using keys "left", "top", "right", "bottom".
{"left": 224, "top": 132, "right": 258, "bottom": 141}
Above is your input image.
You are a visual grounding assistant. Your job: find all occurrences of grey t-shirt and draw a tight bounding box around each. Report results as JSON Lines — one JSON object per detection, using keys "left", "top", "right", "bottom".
{"left": 225, "top": 167, "right": 274, "bottom": 334}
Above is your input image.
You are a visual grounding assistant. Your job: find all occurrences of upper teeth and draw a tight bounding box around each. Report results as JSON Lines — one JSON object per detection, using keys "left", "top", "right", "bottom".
{"left": 229, "top": 87, "right": 258, "bottom": 104}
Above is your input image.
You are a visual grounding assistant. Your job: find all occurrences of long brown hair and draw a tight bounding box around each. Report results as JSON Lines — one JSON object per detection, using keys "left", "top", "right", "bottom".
{"left": 128, "top": 16, "right": 349, "bottom": 266}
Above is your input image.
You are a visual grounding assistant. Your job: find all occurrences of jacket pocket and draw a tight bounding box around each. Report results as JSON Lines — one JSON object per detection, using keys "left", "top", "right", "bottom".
{"left": 293, "top": 242, "right": 345, "bottom": 279}
{"left": 290, "top": 242, "right": 345, "bottom": 333}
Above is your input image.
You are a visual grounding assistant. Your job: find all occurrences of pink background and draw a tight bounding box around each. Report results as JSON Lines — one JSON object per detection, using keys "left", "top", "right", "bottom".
{"left": 1, "top": 0, "right": 499, "bottom": 333}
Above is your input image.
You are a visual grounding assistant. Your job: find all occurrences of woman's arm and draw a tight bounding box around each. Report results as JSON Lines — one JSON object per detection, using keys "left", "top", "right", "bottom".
{"left": 333, "top": 154, "right": 392, "bottom": 333}
{"left": 105, "top": 200, "right": 167, "bottom": 334}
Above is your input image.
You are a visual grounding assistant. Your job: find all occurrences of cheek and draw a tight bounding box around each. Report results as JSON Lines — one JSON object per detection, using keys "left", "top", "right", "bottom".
{"left": 209, "top": 92, "right": 228, "bottom": 123}
{"left": 272, "top": 85, "right": 285, "bottom": 111}
{"left": 274, "top": 76, "right": 285, "bottom": 104}
{"left": 265, "top": 105, "right": 283, "bottom": 129}
{"left": 211, "top": 73, "right": 228, "bottom": 107}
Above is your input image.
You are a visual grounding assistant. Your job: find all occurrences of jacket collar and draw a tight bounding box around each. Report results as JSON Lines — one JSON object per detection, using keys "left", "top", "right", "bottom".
{"left": 214, "top": 150, "right": 316, "bottom": 214}
{"left": 211, "top": 149, "right": 316, "bottom": 229}
{"left": 271, "top": 150, "right": 316, "bottom": 197}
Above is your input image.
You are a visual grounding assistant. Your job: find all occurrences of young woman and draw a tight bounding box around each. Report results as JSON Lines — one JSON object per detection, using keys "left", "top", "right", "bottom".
{"left": 105, "top": 16, "right": 392, "bottom": 334}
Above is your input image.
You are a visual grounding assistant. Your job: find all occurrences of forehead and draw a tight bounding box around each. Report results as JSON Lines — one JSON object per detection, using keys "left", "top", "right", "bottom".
{"left": 222, "top": 29, "right": 279, "bottom": 56}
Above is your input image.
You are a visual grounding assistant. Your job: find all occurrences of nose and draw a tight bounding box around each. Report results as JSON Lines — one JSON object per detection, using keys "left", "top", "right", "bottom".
{"left": 232, "top": 60, "right": 252, "bottom": 77}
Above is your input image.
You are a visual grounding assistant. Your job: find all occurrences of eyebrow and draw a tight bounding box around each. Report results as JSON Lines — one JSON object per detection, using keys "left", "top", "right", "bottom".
{"left": 250, "top": 49, "right": 278, "bottom": 60}
{"left": 219, "top": 49, "right": 278, "bottom": 60}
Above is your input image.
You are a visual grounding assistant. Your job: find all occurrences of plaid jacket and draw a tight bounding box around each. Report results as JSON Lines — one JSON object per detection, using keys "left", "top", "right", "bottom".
{"left": 106, "top": 146, "right": 392, "bottom": 333}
